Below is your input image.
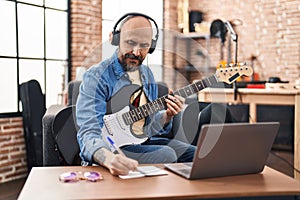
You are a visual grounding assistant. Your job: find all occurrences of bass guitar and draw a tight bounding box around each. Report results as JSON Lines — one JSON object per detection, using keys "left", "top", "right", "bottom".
{"left": 102, "top": 63, "right": 253, "bottom": 148}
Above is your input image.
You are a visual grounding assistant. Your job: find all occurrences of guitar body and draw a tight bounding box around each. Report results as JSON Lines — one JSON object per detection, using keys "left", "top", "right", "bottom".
{"left": 102, "top": 84, "right": 149, "bottom": 148}
{"left": 106, "top": 84, "right": 141, "bottom": 114}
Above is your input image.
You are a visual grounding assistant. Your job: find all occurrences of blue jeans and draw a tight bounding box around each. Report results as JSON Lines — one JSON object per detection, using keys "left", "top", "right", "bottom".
{"left": 121, "top": 137, "right": 196, "bottom": 164}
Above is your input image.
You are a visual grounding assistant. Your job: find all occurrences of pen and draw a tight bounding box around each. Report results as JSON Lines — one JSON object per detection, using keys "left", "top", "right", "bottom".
{"left": 106, "top": 136, "right": 126, "bottom": 157}
{"left": 107, "top": 136, "right": 143, "bottom": 174}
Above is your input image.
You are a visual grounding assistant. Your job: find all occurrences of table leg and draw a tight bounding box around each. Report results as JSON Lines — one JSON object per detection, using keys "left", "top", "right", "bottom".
{"left": 249, "top": 103, "right": 257, "bottom": 123}
{"left": 294, "top": 94, "right": 300, "bottom": 179}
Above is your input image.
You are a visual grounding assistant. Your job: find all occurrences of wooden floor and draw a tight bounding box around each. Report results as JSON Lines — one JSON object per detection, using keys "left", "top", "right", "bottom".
{"left": 0, "top": 176, "right": 26, "bottom": 200}
{"left": 0, "top": 150, "right": 295, "bottom": 200}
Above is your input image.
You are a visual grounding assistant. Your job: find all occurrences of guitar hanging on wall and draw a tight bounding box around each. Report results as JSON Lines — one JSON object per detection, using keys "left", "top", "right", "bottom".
{"left": 102, "top": 63, "right": 253, "bottom": 148}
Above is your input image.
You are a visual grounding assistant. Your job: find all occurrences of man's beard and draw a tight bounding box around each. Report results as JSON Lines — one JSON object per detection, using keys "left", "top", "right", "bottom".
{"left": 120, "top": 53, "right": 143, "bottom": 72}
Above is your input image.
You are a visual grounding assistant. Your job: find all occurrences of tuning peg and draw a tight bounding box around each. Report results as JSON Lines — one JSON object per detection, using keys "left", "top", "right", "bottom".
{"left": 239, "top": 62, "right": 247, "bottom": 66}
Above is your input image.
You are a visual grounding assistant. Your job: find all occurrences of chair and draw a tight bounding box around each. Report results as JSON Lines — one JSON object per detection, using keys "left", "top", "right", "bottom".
{"left": 42, "top": 104, "right": 81, "bottom": 166}
{"left": 67, "top": 80, "right": 81, "bottom": 106}
{"left": 43, "top": 80, "right": 82, "bottom": 166}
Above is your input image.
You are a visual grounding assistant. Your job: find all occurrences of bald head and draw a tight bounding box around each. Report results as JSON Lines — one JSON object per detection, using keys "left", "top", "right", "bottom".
{"left": 120, "top": 16, "right": 153, "bottom": 47}
{"left": 121, "top": 16, "right": 152, "bottom": 33}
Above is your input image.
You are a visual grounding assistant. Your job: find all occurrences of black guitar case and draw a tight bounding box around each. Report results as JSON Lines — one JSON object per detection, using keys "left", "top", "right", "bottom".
{"left": 20, "top": 80, "right": 46, "bottom": 170}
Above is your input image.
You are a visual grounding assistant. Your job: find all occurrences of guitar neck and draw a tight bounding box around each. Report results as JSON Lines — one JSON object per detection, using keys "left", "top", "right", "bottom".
{"left": 173, "top": 75, "right": 218, "bottom": 98}
{"left": 122, "top": 74, "right": 218, "bottom": 125}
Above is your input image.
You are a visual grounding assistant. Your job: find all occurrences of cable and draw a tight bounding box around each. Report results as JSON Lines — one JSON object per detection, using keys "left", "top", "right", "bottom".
{"left": 270, "top": 150, "right": 300, "bottom": 175}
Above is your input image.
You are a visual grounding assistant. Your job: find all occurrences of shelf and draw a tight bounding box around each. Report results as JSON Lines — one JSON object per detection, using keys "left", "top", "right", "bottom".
{"left": 172, "top": 33, "right": 211, "bottom": 89}
{"left": 176, "top": 32, "right": 210, "bottom": 39}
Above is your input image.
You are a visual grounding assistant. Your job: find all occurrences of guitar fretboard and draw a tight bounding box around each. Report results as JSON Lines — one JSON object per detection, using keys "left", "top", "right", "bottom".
{"left": 122, "top": 74, "right": 218, "bottom": 125}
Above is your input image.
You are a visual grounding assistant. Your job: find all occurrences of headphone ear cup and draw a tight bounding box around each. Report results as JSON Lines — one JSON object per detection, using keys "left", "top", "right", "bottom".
{"left": 148, "top": 39, "right": 157, "bottom": 54}
{"left": 111, "top": 31, "right": 120, "bottom": 46}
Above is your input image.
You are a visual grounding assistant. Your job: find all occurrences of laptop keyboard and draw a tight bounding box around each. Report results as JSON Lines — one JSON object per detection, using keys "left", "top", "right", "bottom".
{"left": 176, "top": 163, "right": 192, "bottom": 175}
{"left": 178, "top": 168, "right": 191, "bottom": 175}
{"left": 164, "top": 162, "right": 193, "bottom": 177}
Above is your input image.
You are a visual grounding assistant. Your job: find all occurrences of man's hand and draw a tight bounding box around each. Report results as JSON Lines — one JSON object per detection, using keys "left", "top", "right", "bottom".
{"left": 164, "top": 92, "right": 185, "bottom": 123}
{"left": 93, "top": 147, "right": 138, "bottom": 175}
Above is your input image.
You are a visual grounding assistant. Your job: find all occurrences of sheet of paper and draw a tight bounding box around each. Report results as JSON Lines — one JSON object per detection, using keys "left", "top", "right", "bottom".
{"left": 119, "top": 166, "right": 168, "bottom": 179}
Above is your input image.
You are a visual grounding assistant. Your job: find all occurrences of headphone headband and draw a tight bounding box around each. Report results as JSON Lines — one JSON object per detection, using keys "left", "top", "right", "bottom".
{"left": 111, "top": 12, "right": 159, "bottom": 54}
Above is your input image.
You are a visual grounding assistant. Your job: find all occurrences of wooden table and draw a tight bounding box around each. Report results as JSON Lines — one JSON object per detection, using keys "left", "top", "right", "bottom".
{"left": 18, "top": 165, "right": 300, "bottom": 200}
{"left": 198, "top": 88, "right": 300, "bottom": 179}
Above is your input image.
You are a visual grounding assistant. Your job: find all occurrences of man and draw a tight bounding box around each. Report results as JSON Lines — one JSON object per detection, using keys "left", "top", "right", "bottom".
{"left": 76, "top": 13, "right": 196, "bottom": 176}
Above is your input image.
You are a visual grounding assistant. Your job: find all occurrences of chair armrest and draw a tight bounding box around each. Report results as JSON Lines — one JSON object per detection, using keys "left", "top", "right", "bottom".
{"left": 42, "top": 105, "right": 66, "bottom": 166}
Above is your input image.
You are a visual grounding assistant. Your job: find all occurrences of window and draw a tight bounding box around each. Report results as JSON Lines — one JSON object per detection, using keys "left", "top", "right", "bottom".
{"left": 0, "top": 0, "right": 69, "bottom": 117}
{"left": 102, "top": 0, "right": 163, "bottom": 81}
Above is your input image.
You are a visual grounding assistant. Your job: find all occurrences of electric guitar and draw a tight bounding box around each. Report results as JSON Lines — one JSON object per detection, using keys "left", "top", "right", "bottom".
{"left": 102, "top": 63, "right": 253, "bottom": 148}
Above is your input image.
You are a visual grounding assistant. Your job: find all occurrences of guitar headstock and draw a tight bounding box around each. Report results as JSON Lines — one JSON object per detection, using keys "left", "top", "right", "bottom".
{"left": 215, "top": 63, "right": 253, "bottom": 84}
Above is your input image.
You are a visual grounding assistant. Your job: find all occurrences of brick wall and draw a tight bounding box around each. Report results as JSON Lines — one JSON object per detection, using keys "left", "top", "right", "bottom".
{"left": 0, "top": 117, "right": 27, "bottom": 183}
{"left": 70, "top": 0, "right": 102, "bottom": 80}
{"left": 163, "top": 0, "right": 300, "bottom": 89}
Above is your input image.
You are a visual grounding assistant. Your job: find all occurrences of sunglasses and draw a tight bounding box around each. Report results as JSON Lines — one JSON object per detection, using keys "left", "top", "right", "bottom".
{"left": 59, "top": 171, "right": 103, "bottom": 182}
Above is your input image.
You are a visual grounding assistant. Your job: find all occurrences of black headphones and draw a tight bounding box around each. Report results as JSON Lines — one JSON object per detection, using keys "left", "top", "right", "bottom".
{"left": 210, "top": 19, "right": 227, "bottom": 44}
{"left": 111, "top": 12, "right": 159, "bottom": 54}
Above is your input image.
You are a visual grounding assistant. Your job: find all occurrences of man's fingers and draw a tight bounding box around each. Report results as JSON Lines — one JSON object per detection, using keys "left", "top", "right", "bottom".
{"left": 110, "top": 155, "right": 138, "bottom": 175}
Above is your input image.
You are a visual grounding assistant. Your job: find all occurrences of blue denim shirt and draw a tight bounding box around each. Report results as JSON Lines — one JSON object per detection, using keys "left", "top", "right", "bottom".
{"left": 76, "top": 51, "right": 173, "bottom": 163}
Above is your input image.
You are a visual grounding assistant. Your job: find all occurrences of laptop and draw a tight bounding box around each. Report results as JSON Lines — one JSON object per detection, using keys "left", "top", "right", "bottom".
{"left": 164, "top": 122, "right": 279, "bottom": 180}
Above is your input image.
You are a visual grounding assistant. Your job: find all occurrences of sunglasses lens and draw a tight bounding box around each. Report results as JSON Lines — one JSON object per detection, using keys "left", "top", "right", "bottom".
{"left": 59, "top": 172, "right": 77, "bottom": 182}
{"left": 59, "top": 171, "right": 102, "bottom": 182}
{"left": 84, "top": 171, "right": 102, "bottom": 182}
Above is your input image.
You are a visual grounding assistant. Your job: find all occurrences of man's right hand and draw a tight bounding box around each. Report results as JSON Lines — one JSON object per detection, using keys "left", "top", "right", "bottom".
{"left": 93, "top": 147, "right": 138, "bottom": 175}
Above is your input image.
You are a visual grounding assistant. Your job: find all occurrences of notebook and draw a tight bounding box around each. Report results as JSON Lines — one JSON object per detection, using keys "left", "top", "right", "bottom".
{"left": 164, "top": 122, "right": 279, "bottom": 180}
